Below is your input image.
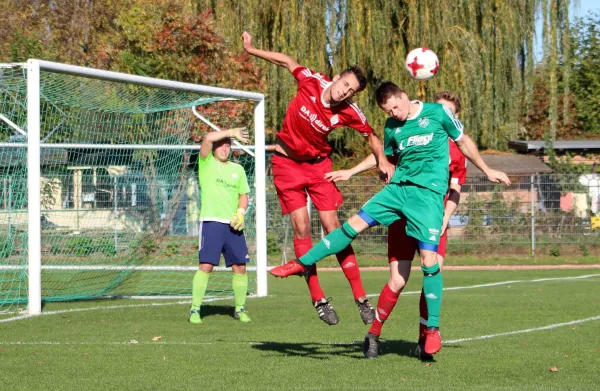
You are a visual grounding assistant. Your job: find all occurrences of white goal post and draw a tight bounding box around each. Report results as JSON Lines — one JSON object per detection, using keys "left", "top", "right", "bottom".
{"left": 15, "top": 59, "right": 267, "bottom": 314}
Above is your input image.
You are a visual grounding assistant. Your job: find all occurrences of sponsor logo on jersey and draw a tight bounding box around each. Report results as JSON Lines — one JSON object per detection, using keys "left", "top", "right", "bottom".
{"left": 418, "top": 117, "right": 430, "bottom": 128}
{"left": 395, "top": 127, "right": 402, "bottom": 134}
{"left": 330, "top": 114, "right": 339, "bottom": 125}
{"left": 310, "top": 96, "right": 317, "bottom": 103}
{"left": 428, "top": 228, "right": 440, "bottom": 235}
{"left": 429, "top": 235, "right": 437, "bottom": 241}
{"left": 398, "top": 133, "right": 434, "bottom": 151}
{"left": 216, "top": 178, "right": 237, "bottom": 190}
{"left": 300, "top": 105, "right": 331, "bottom": 134}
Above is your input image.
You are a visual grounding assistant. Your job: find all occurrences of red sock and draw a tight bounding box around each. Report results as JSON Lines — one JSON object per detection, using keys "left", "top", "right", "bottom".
{"left": 419, "top": 288, "right": 428, "bottom": 342}
{"left": 368, "top": 283, "right": 401, "bottom": 336}
{"left": 336, "top": 245, "right": 366, "bottom": 300}
{"left": 294, "top": 237, "right": 324, "bottom": 302}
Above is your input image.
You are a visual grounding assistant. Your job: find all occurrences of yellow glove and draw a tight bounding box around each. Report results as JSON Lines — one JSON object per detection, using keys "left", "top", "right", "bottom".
{"left": 230, "top": 208, "right": 246, "bottom": 231}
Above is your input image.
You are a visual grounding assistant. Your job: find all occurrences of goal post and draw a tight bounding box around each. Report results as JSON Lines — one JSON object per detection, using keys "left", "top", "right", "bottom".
{"left": 0, "top": 59, "right": 267, "bottom": 314}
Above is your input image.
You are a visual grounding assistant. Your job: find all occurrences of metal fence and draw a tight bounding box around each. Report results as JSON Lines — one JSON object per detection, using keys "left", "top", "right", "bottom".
{"left": 3, "top": 173, "right": 598, "bottom": 260}
{"left": 266, "top": 174, "right": 600, "bottom": 259}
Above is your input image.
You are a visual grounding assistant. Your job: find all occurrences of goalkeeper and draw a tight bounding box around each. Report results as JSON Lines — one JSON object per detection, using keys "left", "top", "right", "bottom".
{"left": 188, "top": 127, "right": 252, "bottom": 324}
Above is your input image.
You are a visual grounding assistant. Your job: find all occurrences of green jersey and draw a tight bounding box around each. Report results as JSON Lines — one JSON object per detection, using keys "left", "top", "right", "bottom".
{"left": 198, "top": 152, "right": 250, "bottom": 223}
{"left": 384, "top": 101, "right": 464, "bottom": 194}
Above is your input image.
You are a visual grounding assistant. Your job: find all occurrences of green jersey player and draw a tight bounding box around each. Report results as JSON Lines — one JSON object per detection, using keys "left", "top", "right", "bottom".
{"left": 270, "top": 81, "right": 511, "bottom": 357}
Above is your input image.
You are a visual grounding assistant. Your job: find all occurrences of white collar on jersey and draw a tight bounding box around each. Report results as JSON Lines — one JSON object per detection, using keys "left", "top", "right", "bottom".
{"left": 320, "top": 81, "right": 342, "bottom": 108}
{"left": 406, "top": 100, "right": 423, "bottom": 120}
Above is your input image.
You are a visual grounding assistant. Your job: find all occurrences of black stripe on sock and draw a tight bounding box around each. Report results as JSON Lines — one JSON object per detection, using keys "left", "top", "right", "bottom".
{"left": 423, "top": 268, "right": 440, "bottom": 277}
{"left": 340, "top": 225, "right": 355, "bottom": 239}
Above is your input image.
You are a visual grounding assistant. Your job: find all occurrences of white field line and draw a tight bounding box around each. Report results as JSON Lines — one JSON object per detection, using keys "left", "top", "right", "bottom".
{"left": 366, "top": 273, "right": 600, "bottom": 298}
{"left": 444, "top": 315, "right": 600, "bottom": 345}
{"left": 1, "top": 314, "right": 599, "bottom": 347}
{"left": 1, "top": 274, "right": 598, "bottom": 324}
{"left": 0, "top": 296, "right": 232, "bottom": 324}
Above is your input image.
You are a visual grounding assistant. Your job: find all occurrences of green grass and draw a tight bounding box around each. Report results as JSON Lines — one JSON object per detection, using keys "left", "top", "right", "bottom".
{"left": 1, "top": 269, "right": 599, "bottom": 390}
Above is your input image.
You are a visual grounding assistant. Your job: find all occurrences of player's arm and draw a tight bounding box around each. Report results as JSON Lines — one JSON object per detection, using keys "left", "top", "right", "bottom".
{"left": 230, "top": 168, "right": 250, "bottom": 231}
{"left": 454, "top": 135, "right": 511, "bottom": 186}
{"left": 366, "top": 133, "right": 395, "bottom": 184}
{"left": 325, "top": 154, "right": 377, "bottom": 182}
{"left": 242, "top": 31, "right": 300, "bottom": 73}
{"left": 439, "top": 106, "right": 510, "bottom": 186}
{"left": 200, "top": 128, "right": 249, "bottom": 159}
{"left": 441, "top": 184, "right": 461, "bottom": 235}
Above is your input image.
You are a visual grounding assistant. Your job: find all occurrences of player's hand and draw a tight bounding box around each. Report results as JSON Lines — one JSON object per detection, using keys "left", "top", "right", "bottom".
{"left": 378, "top": 161, "right": 396, "bottom": 184}
{"left": 229, "top": 127, "right": 250, "bottom": 144}
{"left": 441, "top": 220, "right": 449, "bottom": 236}
{"left": 485, "top": 169, "right": 511, "bottom": 186}
{"left": 324, "top": 169, "right": 353, "bottom": 182}
{"left": 230, "top": 208, "right": 246, "bottom": 231}
{"left": 242, "top": 32, "right": 254, "bottom": 52}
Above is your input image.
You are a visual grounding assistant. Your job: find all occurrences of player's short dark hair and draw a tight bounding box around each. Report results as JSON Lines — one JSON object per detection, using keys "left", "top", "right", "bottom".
{"left": 212, "top": 136, "right": 232, "bottom": 150}
{"left": 435, "top": 90, "right": 462, "bottom": 114}
{"left": 375, "top": 81, "right": 405, "bottom": 105}
{"left": 340, "top": 65, "right": 367, "bottom": 92}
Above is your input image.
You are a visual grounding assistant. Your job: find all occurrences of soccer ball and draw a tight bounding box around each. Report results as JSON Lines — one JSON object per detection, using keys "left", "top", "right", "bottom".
{"left": 405, "top": 48, "right": 439, "bottom": 80}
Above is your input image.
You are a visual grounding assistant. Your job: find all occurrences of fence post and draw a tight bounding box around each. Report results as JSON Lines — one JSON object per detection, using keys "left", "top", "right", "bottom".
{"left": 530, "top": 174, "right": 536, "bottom": 255}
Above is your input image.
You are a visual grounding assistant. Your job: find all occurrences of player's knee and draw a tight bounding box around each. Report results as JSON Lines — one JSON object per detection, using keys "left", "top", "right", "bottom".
{"left": 419, "top": 251, "right": 438, "bottom": 268}
{"left": 200, "top": 263, "right": 214, "bottom": 273}
{"left": 231, "top": 264, "right": 246, "bottom": 274}
{"left": 388, "top": 275, "right": 406, "bottom": 292}
{"left": 291, "top": 219, "right": 311, "bottom": 238}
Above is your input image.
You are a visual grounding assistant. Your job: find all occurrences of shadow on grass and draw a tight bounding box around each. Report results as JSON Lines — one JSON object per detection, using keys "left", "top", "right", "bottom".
{"left": 252, "top": 338, "right": 431, "bottom": 361}
{"left": 199, "top": 305, "right": 236, "bottom": 318}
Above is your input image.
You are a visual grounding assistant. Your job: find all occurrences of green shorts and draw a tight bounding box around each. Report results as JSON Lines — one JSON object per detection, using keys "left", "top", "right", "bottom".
{"left": 360, "top": 182, "right": 444, "bottom": 245}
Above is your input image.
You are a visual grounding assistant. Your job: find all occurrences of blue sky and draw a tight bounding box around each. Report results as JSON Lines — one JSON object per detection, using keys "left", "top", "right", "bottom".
{"left": 535, "top": 0, "right": 599, "bottom": 60}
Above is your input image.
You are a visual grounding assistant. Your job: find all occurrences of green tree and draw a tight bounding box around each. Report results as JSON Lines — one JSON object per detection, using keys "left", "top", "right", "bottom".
{"left": 571, "top": 12, "right": 600, "bottom": 135}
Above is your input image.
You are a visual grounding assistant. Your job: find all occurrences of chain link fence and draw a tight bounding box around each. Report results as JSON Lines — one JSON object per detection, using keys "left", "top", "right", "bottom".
{"left": 3, "top": 173, "right": 598, "bottom": 262}
{"left": 266, "top": 174, "right": 600, "bottom": 259}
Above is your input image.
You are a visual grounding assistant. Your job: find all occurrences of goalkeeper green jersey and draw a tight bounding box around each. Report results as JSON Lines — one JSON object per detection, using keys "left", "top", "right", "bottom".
{"left": 384, "top": 101, "right": 464, "bottom": 195}
{"left": 198, "top": 152, "right": 250, "bottom": 223}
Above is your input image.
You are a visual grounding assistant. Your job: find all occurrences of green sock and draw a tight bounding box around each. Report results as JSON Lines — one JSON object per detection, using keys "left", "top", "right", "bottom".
{"left": 232, "top": 273, "right": 248, "bottom": 312}
{"left": 191, "top": 270, "right": 210, "bottom": 310}
{"left": 422, "top": 263, "right": 443, "bottom": 328}
{"left": 299, "top": 222, "right": 358, "bottom": 266}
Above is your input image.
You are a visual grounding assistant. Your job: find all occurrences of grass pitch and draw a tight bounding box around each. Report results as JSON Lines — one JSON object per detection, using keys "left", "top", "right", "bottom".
{"left": 1, "top": 268, "right": 599, "bottom": 390}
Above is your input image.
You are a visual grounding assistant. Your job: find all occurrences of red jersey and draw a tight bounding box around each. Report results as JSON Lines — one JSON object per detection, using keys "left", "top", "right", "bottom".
{"left": 448, "top": 139, "right": 467, "bottom": 186}
{"left": 276, "top": 67, "right": 373, "bottom": 159}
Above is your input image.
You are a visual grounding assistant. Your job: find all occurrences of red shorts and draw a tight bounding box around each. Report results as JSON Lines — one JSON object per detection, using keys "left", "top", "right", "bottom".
{"left": 387, "top": 219, "right": 449, "bottom": 261}
{"left": 272, "top": 154, "right": 343, "bottom": 215}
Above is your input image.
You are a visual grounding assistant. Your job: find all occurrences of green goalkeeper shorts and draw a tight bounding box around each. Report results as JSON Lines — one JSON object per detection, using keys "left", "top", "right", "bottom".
{"left": 360, "top": 182, "right": 444, "bottom": 245}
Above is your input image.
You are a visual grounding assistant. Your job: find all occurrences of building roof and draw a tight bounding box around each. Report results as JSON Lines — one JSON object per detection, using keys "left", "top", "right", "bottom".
{"left": 467, "top": 154, "right": 552, "bottom": 177}
{"left": 508, "top": 140, "right": 600, "bottom": 153}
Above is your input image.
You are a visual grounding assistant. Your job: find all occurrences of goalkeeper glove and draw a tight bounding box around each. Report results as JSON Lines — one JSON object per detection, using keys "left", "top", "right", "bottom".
{"left": 230, "top": 208, "right": 246, "bottom": 231}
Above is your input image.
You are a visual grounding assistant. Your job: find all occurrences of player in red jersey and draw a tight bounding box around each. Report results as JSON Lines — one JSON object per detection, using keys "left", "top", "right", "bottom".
{"left": 325, "top": 91, "right": 467, "bottom": 358}
{"left": 242, "top": 32, "right": 394, "bottom": 325}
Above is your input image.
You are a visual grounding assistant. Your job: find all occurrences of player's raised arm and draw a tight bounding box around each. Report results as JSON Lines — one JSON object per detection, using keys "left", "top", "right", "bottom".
{"left": 454, "top": 134, "right": 510, "bottom": 186}
{"left": 242, "top": 31, "right": 300, "bottom": 73}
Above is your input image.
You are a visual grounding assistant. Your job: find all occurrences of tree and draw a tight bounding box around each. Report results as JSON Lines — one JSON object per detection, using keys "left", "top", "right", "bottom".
{"left": 571, "top": 12, "right": 600, "bottom": 135}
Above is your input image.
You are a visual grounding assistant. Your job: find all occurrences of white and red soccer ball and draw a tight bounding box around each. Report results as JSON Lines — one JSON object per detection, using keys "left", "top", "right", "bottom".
{"left": 405, "top": 48, "right": 439, "bottom": 80}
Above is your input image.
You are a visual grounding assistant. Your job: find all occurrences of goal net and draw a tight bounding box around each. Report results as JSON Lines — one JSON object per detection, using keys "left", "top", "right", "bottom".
{"left": 0, "top": 61, "right": 266, "bottom": 314}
